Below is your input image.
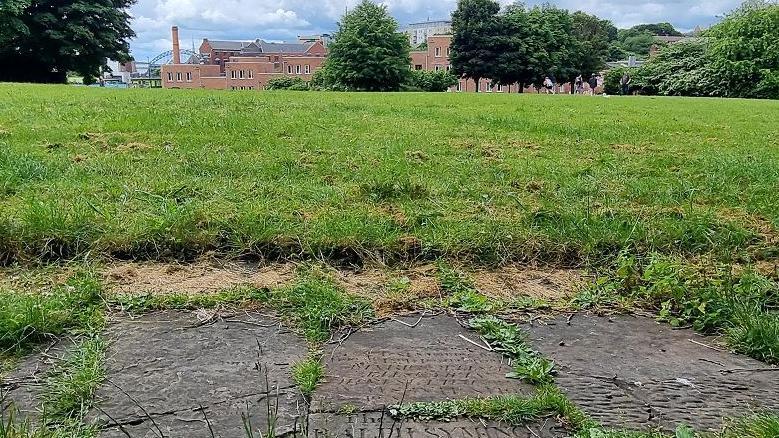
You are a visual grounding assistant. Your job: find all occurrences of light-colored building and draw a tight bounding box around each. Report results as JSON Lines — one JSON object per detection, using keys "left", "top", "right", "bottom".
{"left": 402, "top": 20, "right": 452, "bottom": 47}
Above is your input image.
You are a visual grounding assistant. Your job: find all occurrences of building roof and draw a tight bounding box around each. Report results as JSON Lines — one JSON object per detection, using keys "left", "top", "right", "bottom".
{"left": 203, "top": 40, "right": 251, "bottom": 51}
{"left": 257, "top": 40, "right": 314, "bottom": 53}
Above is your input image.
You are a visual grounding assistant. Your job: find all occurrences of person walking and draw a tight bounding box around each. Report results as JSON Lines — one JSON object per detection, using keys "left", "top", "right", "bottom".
{"left": 543, "top": 76, "right": 554, "bottom": 94}
{"left": 575, "top": 75, "right": 584, "bottom": 94}
{"left": 588, "top": 74, "right": 599, "bottom": 95}
{"left": 620, "top": 72, "right": 631, "bottom": 95}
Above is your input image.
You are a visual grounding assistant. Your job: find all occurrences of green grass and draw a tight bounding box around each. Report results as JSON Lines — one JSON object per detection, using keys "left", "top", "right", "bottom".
{"left": 0, "top": 271, "right": 103, "bottom": 355}
{"left": 291, "top": 353, "right": 323, "bottom": 397}
{"left": 577, "top": 253, "right": 779, "bottom": 364}
{"left": 1, "top": 85, "right": 778, "bottom": 265}
{"left": 109, "top": 285, "right": 270, "bottom": 313}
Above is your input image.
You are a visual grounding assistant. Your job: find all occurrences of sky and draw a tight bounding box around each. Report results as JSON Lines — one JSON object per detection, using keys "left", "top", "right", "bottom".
{"left": 127, "top": 0, "right": 743, "bottom": 62}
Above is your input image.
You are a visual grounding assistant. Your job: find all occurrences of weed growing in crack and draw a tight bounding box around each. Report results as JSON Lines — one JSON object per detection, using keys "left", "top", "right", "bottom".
{"left": 469, "top": 316, "right": 555, "bottom": 385}
{"left": 292, "top": 353, "right": 323, "bottom": 397}
{"left": 110, "top": 285, "right": 270, "bottom": 313}
{"left": 42, "top": 337, "right": 106, "bottom": 421}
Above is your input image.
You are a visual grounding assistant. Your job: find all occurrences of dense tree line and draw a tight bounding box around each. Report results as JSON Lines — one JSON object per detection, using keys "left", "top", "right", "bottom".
{"left": 0, "top": 0, "right": 135, "bottom": 83}
{"left": 450, "top": 0, "right": 614, "bottom": 91}
{"left": 611, "top": 1, "right": 779, "bottom": 99}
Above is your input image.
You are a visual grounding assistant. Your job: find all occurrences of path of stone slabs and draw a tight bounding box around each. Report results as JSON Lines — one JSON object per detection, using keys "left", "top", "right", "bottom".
{"left": 3, "top": 311, "right": 778, "bottom": 437}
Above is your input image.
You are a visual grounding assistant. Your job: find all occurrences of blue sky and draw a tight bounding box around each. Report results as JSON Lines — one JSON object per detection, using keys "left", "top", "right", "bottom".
{"left": 127, "top": 0, "right": 743, "bottom": 62}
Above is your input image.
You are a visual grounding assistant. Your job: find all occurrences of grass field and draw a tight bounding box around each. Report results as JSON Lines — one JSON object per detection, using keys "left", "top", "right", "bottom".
{"left": 1, "top": 84, "right": 778, "bottom": 266}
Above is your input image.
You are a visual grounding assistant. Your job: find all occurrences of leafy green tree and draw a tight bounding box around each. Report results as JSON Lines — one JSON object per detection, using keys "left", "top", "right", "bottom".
{"left": 450, "top": 0, "right": 501, "bottom": 92}
{"left": 570, "top": 12, "right": 613, "bottom": 80}
{"left": 0, "top": 0, "right": 135, "bottom": 83}
{"left": 631, "top": 22, "right": 683, "bottom": 37}
{"left": 526, "top": 5, "right": 579, "bottom": 88}
{"left": 265, "top": 77, "right": 310, "bottom": 91}
{"left": 490, "top": 4, "right": 537, "bottom": 91}
{"left": 323, "top": 0, "right": 410, "bottom": 91}
{"left": 706, "top": 0, "right": 779, "bottom": 98}
{"left": 633, "top": 40, "right": 716, "bottom": 96}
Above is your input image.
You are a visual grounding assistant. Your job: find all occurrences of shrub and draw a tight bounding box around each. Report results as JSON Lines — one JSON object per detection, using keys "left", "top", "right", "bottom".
{"left": 405, "top": 70, "right": 458, "bottom": 92}
{"left": 265, "top": 77, "right": 309, "bottom": 91}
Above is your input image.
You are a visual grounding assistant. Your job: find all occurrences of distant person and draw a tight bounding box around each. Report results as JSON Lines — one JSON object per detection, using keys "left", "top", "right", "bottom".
{"left": 575, "top": 75, "right": 584, "bottom": 94}
{"left": 543, "top": 76, "right": 554, "bottom": 94}
{"left": 620, "top": 72, "right": 631, "bottom": 95}
{"left": 588, "top": 74, "right": 598, "bottom": 95}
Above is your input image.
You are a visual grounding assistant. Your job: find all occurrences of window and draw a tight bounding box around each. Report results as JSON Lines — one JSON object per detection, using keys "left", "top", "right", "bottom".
{"left": 415, "top": 64, "right": 423, "bottom": 70}
{"left": 239, "top": 70, "right": 244, "bottom": 79}
{"left": 486, "top": 83, "right": 493, "bottom": 93}
{"left": 248, "top": 70, "right": 253, "bottom": 79}
{"left": 435, "top": 65, "right": 441, "bottom": 72}
{"left": 167, "top": 72, "right": 172, "bottom": 81}
{"left": 456, "top": 82, "right": 462, "bottom": 92}
{"left": 447, "top": 47, "right": 451, "bottom": 56}
{"left": 186, "top": 72, "right": 192, "bottom": 82}
{"left": 497, "top": 84, "right": 503, "bottom": 92}
{"left": 305, "top": 65, "right": 310, "bottom": 74}
{"left": 176, "top": 72, "right": 182, "bottom": 81}
{"left": 230, "top": 70, "right": 236, "bottom": 79}
{"left": 288, "top": 65, "right": 292, "bottom": 74}
{"left": 435, "top": 47, "right": 441, "bottom": 57}
{"left": 296, "top": 65, "right": 301, "bottom": 74}
{"left": 446, "top": 65, "right": 451, "bottom": 71}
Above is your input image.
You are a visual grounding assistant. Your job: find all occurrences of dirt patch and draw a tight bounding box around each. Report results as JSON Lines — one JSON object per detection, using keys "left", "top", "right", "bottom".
{"left": 95, "top": 311, "right": 307, "bottom": 437}
{"left": 312, "top": 314, "right": 534, "bottom": 413}
{"left": 103, "top": 260, "right": 296, "bottom": 295}
{"left": 472, "top": 267, "right": 584, "bottom": 301}
{"left": 525, "top": 314, "right": 779, "bottom": 431}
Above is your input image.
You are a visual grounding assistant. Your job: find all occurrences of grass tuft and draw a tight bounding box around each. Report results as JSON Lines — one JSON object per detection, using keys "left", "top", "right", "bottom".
{"left": 291, "top": 353, "right": 323, "bottom": 397}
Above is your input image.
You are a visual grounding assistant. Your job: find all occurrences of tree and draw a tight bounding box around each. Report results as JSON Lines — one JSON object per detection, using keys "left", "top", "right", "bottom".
{"left": 631, "top": 22, "right": 683, "bottom": 37}
{"left": 526, "top": 5, "right": 579, "bottom": 88}
{"left": 450, "top": 0, "right": 501, "bottom": 92}
{"left": 570, "top": 12, "right": 613, "bottom": 82}
{"left": 323, "top": 0, "right": 410, "bottom": 91}
{"left": 0, "top": 0, "right": 135, "bottom": 83}
{"left": 490, "top": 4, "right": 536, "bottom": 91}
{"left": 632, "top": 40, "right": 716, "bottom": 96}
{"left": 705, "top": 0, "right": 779, "bottom": 98}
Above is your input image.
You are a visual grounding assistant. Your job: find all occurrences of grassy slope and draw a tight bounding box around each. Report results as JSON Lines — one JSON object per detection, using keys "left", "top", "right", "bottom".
{"left": 1, "top": 84, "right": 778, "bottom": 264}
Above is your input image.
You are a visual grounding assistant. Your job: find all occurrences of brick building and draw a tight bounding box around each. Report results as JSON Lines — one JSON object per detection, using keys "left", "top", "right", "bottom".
{"left": 162, "top": 26, "right": 328, "bottom": 90}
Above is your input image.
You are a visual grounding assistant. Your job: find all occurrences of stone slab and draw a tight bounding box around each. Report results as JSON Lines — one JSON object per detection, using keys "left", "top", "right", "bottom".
{"left": 94, "top": 311, "right": 308, "bottom": 438}
{"left": 312, "top": 315, "right": 534, "bottom": 412}
{"left": 525, "top": 314, "right": 779, "bottom": 431}
{"left": 308, "top": 412, "right": 567, "bottom": 438}
{"left": 1, "top": 341, "right": 68, "bottom": 421}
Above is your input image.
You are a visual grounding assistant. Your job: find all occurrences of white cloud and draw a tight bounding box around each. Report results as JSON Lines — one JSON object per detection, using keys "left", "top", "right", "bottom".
{"left": 127, "top": 0, "right": 742, "bottom": 61}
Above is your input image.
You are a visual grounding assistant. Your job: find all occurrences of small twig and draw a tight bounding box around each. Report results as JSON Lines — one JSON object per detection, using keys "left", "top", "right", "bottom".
{"left": 93, "top": 405, "right": 134, "bottom": 438}
{"left": 223, "top": 319, "right": 278, "bottom": 328}
{"left": 688, "top": 339, "right": 725, "bottom": 352}
{"left": 105, "top": 378, "right": 164, "bottom": 438}
{"left": 566, "top": 313, "right": 574, "bottom": 325}
{"left": 458, "top": 334, "right": 493, "bottom": 351}
{"left": 719, "top": 367, "right": 779, "bottom": 375}
{"left": 526, "top": 425, "right": 541, "bottom": 438}
{"left": 201, "top": 404, "right": 216, "bottom": 438}
{"left": 390, "top": 313, "right": 425, "bottom": 328}
{"left": 698, "top": 358, "right": 726, "bottom": 367}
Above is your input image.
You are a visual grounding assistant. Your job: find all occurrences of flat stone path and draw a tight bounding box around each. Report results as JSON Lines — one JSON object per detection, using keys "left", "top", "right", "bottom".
{"left": 95, "top": 312, "right": 308, "bottom": 438}
{"left": 1, "top": 342, "right": 67, "bottom": 422}
{"left": 312, "top": 314, "right": 535, "bottom": 413}
{"left": 526, "top": 314, "right": 779, "bottom": 431}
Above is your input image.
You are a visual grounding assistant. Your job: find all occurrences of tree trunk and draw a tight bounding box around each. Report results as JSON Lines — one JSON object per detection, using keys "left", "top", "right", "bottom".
{"left": 474, "top": 78, "right": 480, "bottom": 93}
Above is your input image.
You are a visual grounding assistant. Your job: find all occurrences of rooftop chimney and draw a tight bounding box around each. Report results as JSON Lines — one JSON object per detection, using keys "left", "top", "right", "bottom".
{"left": 172, "top": 26, "right": 181, "bottom": 64}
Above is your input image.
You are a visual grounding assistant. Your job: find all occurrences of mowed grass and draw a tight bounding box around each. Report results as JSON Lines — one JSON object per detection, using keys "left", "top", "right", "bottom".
{"left": 1, "top": 84, "right": 778, "bottom": 265}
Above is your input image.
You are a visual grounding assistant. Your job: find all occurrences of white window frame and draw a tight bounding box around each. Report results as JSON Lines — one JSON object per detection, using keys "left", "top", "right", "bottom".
{"left": 176, "top": 72, "right": 182, "bottom": 82}
{"left": 288, "top": 65, "right": 292, "bottom": 74}
{"left": 231, "top": 70, "right": 236, "bottom": 79}
{"left": 248, "top": 70, "right": 253, "bottom": 79}
{"left": 167, "top": 72, "right": 172, "bottom": 81}
{"left": 296, "top": 65, "right": 301, "bottom": 74}
{"left": 456, "top": 82, "right": 462, "bottom": 92}
{"left": 435, "top": 47, "right": 441, "bottom": 57}
{"left": 447, "top": 47, "right": 451, "bottom": 56}
{"left": 435, "top": 65, "right": 441, "bottom": 72}
{"left": 497, "top": 84, "right": 503, "bottom": 92}
{"left": 305, "top": 64, "right": 310, "bottom": 74}
{"left": 186, "top": 72, "right": 192, "bottom": 82}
